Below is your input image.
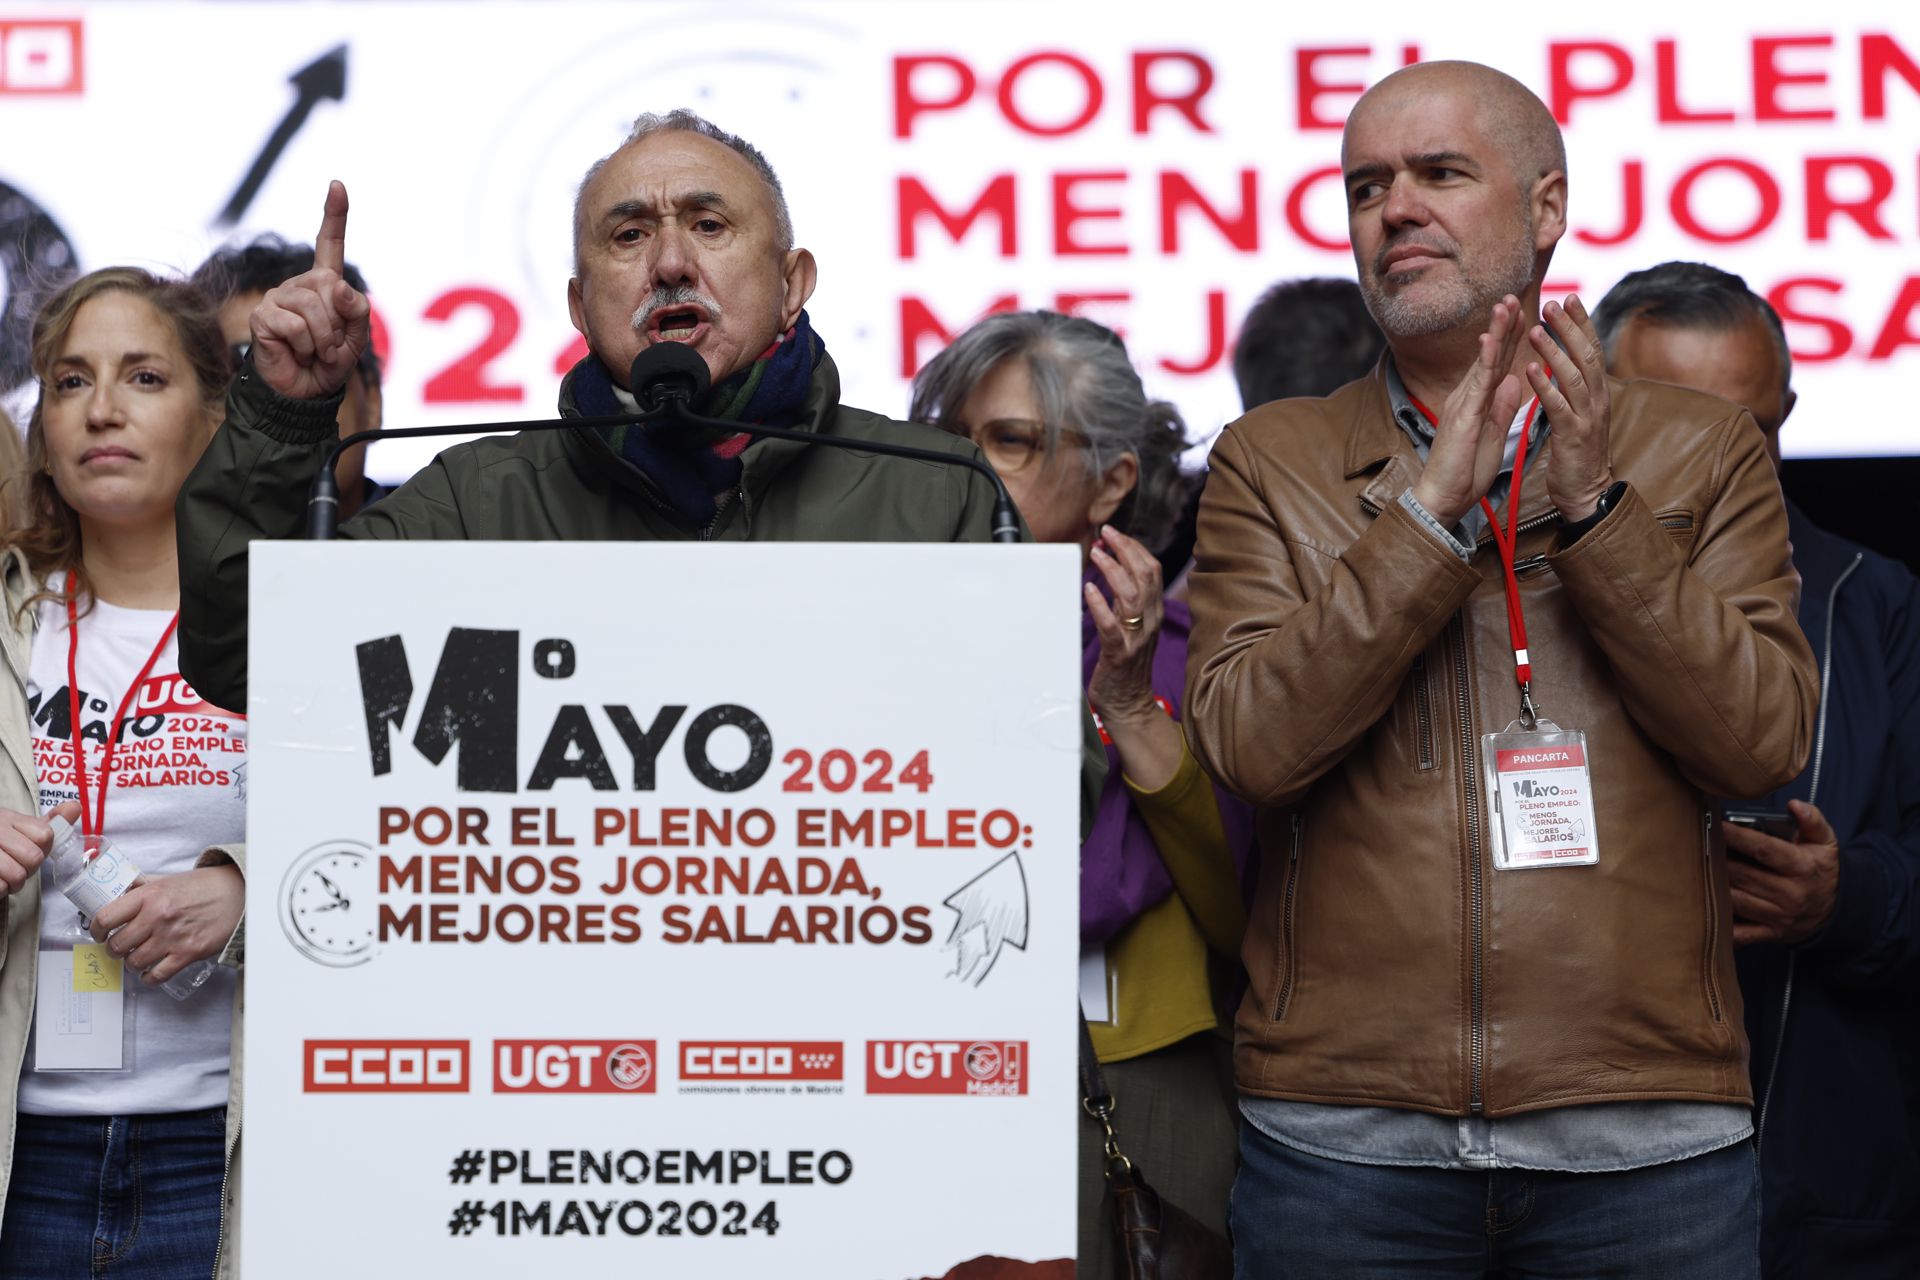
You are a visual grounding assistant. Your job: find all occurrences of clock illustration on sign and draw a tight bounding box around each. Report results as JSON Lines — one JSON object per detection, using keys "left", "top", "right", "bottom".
{"left": 279, "top": 841, "right": 375, "bottom": 967}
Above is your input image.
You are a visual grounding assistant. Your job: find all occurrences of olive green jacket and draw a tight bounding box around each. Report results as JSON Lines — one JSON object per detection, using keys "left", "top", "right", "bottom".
{"left": 177, "top": 351, "right": 1015, "bottom": 713}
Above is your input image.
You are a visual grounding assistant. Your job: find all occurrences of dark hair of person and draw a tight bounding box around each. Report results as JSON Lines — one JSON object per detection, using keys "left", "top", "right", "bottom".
{"left": 192, "top": 233, "right": 381, "bottom": 384}
{"left": 1153, "top": 469, "right": 1205, "bottom": 585}
{"left": 908, "top": 311, "right": 1190, "bottom": 554}
{"left": 1591, "top": 261, "right": 1792, "bottom": 389}
{"left": 5, "top": 267, "right": 231, "bottom": 617}
{"left": 1232, "top": 278, "right": 1386, "bottom": 410}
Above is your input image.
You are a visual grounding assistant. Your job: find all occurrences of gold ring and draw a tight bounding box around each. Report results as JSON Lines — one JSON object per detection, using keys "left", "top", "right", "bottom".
{"left": 1121, "top": 615, "right": 1144, "bottom": 630}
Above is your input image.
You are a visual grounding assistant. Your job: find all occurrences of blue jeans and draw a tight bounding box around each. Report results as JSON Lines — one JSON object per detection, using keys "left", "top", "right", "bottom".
{"left": 1231, "top": 1118, "right": 1759, "bottom": 1279}
{"left": 0, "top": 1108, "right": 226, "bottom": 1280}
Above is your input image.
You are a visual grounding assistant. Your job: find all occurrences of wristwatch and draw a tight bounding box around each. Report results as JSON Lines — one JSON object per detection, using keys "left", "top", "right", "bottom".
{"left": 1558, "top": 480, "right": 1628, "bottom": 543}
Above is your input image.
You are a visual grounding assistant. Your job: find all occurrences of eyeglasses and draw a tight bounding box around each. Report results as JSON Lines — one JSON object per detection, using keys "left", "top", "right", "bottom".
{"left": 958, "top": 418, "right": 1088, "bottom": 477}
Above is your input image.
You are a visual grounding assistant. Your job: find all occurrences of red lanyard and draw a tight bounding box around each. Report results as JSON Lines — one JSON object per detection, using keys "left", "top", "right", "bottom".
{"left": 64, "top": 587, "right": 180, "bottom": 842}
{"left": 1409, "top": 395, "right": 1543, "bottom": 724}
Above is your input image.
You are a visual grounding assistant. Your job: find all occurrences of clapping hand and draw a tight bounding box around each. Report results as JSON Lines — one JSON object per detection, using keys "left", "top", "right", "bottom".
{"left": 1409, "top": 295, "right": 1527, "bottom": 527}
{"left": 1526, "top": 295, "right": 1616, "bottom": 522}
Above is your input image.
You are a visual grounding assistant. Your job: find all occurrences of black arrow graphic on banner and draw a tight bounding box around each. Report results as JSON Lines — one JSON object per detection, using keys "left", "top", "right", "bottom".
{"left": 215, "top": 46, "right": 348, "bottom": 228}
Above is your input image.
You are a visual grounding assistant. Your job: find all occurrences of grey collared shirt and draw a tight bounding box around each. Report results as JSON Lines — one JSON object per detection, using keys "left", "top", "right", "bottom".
{"left": 1387, "top": 358, "right": 1545, "bottom": 561}
{"left": 1246, "top": 357, "right": 1753, "bottom": 1172}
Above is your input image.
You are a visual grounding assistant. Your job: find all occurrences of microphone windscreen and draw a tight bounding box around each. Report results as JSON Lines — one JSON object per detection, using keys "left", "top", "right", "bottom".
{"left": 630, "top": 342, "right": 711, "bottom": 404}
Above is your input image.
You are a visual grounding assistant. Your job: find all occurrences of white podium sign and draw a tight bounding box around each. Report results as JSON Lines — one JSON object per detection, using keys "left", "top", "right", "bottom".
{"left": 243, "top": 542, "right": 1083, "bottom": 1278}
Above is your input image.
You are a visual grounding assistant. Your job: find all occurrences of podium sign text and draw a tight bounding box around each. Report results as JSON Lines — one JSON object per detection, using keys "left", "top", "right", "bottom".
{"left": 243, "top": 542, "right": 1082, "bottom": 1277}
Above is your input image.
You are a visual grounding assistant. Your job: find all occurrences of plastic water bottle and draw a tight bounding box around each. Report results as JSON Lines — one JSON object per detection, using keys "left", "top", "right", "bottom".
{"left": 46, "top": 815, "right": 218, "bottom": 1001}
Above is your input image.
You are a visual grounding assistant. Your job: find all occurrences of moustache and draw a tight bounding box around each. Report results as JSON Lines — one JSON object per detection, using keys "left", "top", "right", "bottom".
{"left": 631, "top": 288, "right": 724, "bottom": 330}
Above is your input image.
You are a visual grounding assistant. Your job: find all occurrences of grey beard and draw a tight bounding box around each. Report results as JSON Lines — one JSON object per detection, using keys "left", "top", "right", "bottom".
{"left": 1364, "top": 231, "right": 1536, "bottom": 339}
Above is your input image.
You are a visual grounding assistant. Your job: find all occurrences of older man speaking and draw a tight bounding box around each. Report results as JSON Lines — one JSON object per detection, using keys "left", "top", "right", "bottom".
{"left": 1184, "top": 62, "right": 1816, "bottom": 1276}
{"left": 176, "top": 111, "right": 1003, "bottom": 711}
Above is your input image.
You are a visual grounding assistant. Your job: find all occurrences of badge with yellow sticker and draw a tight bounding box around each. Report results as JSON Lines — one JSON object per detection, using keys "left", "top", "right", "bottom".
{"left": 72, "top": 942, "right": 123, "bottom": 993}
{"left": 33, "top": 945, "right": 126, "bottom": 1071}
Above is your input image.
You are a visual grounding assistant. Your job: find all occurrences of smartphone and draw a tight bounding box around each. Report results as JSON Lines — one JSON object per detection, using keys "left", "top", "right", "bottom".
{"left": 1724, "top": 810, "right": 1797, "bottom": 841}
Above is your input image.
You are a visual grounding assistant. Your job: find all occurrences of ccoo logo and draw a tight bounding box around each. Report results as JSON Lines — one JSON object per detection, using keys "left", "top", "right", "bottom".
{"left": 680, "top": 1041, "right": 843, "bottom": 1081}
{"left": 304, "top": 1040, "right": 470, "bottom": 1093}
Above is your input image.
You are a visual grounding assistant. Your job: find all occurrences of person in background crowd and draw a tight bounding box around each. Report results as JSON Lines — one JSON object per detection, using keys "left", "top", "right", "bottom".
{"left": 1142, "top": 277, "right": 1392, "bottom": 603}
{"left": 1151, "top": 278, "right": 1388, "bottom": 605}
{"left": 1185, "top": 61, "right": 1815, "bottom": 1277}
{"left": 911, "top": 310, "right": 1253, "bottom": 1277}
{"left": 1597, "top": 261, "right": 1920, "bottom": 1279}
{"left": 192, "top": 235, "right": 388, "bottom": 521}
{"left": 1231, "top": 277, "right": 1387, "bottom": 411}
{"left": 0, "top": 268, "right": 247, "bottom": 1279}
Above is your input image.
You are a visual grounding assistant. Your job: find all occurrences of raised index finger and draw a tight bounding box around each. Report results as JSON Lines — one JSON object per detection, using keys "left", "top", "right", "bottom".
{"left": 314, "top": 180, "right": 350, "bottom": 277}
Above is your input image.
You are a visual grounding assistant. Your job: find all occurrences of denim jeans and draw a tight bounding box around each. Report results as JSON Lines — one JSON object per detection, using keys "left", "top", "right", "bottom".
{"left": 0, "top": 1108, "right": 226, "bottom": 1280}
{"left": 1231, "top": 1116, "right": 1760, "bottom": 1279}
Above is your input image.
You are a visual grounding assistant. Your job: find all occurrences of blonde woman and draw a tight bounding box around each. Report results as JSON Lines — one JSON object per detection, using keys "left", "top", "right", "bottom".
{"left": 0, "top": 268, "right": 245, "bottom": 1278}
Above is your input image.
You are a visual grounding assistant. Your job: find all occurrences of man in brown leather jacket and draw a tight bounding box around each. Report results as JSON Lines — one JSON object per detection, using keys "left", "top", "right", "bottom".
{"left": 1185, "top": 61, "right": 1816, "bottom": 1276}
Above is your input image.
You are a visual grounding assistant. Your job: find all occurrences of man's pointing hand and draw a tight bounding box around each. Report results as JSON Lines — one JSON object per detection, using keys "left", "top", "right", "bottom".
{"left": 250, "top": 179, "right": 372, "bottom": 401}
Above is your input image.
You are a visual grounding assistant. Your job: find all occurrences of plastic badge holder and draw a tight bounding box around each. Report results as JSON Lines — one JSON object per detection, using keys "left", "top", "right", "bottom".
{"left": 1481, "top": 719, "right": 1601, "bottom": 870}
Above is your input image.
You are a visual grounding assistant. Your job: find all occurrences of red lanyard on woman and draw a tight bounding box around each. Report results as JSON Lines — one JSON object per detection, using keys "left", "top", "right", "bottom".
{"left": 65, "top": 587, "right": 180, "bottom": 842}
{"left": 1409, "top": 395, "right": 1543, "bottom": 725}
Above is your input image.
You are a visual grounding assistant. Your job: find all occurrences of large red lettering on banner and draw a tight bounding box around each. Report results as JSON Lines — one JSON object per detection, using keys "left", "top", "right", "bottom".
{"left": 893, "top": 49, "right": 1220, "bottom": 138}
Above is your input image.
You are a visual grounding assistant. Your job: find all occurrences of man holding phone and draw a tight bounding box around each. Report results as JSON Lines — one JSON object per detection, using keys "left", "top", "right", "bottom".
{"left": 1598, "top": 261, "right": 1920, "bottom": 1279}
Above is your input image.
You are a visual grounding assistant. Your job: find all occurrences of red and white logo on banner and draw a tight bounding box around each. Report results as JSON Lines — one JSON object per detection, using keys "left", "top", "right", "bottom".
{"left": 0, "top": 20, "right": 83, "bottom": 94}
{"left": 493, "top": 1040, "right": 656, "bottom": 1094}
{"left": 681, "top": 1041, "right": 843, "bottom": 1081}
{"left": 303, "top": 1040, "right": 470, "bottom": 1093}
{"left": 866, "top": 1040, "right": 1028, "bottom": 1095}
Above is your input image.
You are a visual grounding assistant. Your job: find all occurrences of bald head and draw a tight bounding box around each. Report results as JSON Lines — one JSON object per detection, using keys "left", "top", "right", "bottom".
{"left": 1346, "top": 62, "right": 1565, "bottom": 198}
{"left": 1340, "top": 61, "right": 1568, "bottom": 344}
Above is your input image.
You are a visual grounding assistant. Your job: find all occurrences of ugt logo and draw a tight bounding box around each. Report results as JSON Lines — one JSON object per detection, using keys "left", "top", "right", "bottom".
{"left": 354, "top": 629, "right": 772, "bottom": 794}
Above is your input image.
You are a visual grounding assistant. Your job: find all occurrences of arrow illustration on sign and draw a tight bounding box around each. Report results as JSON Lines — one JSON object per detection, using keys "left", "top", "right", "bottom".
{"left": 215, "top": 46, "right": 349, "bottom": 228}
{"left": 942, "top": 853, "right": 1030, "bottom": 987}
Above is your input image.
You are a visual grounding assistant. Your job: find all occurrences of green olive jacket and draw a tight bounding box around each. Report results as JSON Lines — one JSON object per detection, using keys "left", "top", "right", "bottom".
{"left": 175, "top": 351, "right": 1014, "bottom": 713}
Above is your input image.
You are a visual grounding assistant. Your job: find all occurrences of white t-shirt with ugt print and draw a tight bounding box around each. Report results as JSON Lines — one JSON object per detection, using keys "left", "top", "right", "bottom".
{"left": 19, "top": 574, "right": 245, "bottom": 1115}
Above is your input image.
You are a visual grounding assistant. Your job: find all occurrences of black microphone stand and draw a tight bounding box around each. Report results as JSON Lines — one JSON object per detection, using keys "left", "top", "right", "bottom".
{"left": 306, "top": 386, "right": 1023, "bottom": 543}
{"left": 305, "top": 412, "right": 658, "bottom": 540}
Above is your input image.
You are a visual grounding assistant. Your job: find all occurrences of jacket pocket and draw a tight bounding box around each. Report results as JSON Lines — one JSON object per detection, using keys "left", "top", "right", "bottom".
{"left": 1411, "top": 654, "right": 1436, "bottom": 772}
{"left": 1272, "top": 813, "right": 1306, "bottom": 1021}
{"left": 1700, "top": 812, "right": 1724, "bottom": 1022}
{"left": 1656, "top": 508, "right": 1697, "bottom": 547}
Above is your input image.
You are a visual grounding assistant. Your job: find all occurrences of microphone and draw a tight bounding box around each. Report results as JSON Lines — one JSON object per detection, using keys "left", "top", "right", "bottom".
{"left": 630, "top": 340, "right": 708, "bottom": 412}
{"left": 628, "top": 345, "right": 1022, "bottom": 544}
{"left": 304, "top": 346, "right": 1023, "bottom": 543}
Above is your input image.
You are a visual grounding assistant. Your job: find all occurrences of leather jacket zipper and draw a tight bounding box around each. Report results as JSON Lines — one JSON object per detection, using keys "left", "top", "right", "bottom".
{"left": 1510, "top": 553, "right": 1550, "bottom": 577}
{"left": 1756, "top": 550, "right": 1861, "bottom": 1147}
{"left": 1272, "top": 812, "right": 1305, "bottom": 1020}
{"left": 1475, "top": 509, "right": 1561, "bottom": 549}
{"left": 1700, "top": 810, "right": 1723, "bottom": 1022}
{"left": 1452, "top": 621, "right": 1487, "bottom": 1114}
{"left": 1361, "top": 485, "right": 1538, "bottom": 1110}
{"left": 1412, "top": 653, "right": 1435, "bottom": 770}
